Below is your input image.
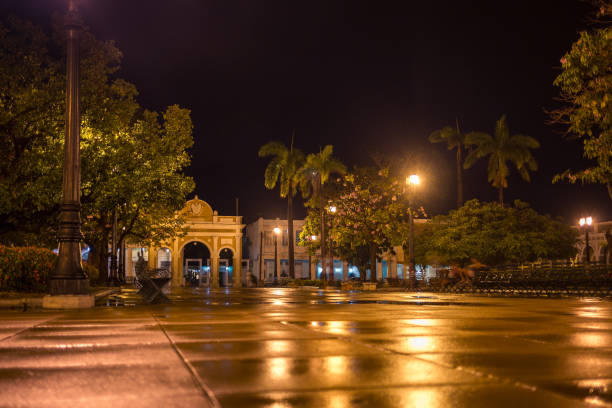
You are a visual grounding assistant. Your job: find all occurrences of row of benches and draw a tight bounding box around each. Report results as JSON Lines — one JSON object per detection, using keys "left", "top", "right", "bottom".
{"left": 431, "top": 264, "right": 612, "bottom": 296}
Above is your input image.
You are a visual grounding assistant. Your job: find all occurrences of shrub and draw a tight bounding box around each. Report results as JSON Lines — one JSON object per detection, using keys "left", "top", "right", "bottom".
{"left": 83, "top": 263, "right": 99, "bottom": 282}
{"left": 0, "top": 245, "right": 56, "bottom": 292}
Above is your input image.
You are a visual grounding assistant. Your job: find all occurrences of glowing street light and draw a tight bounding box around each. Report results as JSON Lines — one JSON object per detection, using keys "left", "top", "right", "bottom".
{"left": 328, "top": 205, "right": 337, "bottom": 213}
{"left": 407, "top": 174, "right": 420, "bottom": 186}
{"left": 579, "top": 216, "right": 593, "bottom": 264}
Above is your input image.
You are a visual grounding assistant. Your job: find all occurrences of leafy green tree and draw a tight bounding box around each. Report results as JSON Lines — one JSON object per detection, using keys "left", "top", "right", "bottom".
{"left": 429, "top": 119, "right": 467, "bottom": 207}
{"left": 299, "top": 145, "right": 346, "bottom": 280}
{"left": 415, "top": 199, "right": 578, "bottom": 267}
{"left": 81, "top": 106, "right": 194, "bottom": 277}
{"left": 551, "top": 2, "right": 612, "bottom": 199}
{"left": 0, "top": 16, "right": 195, "bottom": 279}
{"left": 259, "top": 134, "right": 305, "bottom": 279}
{"left": 464, "top": 115, "right": 539, "bottom": 205}
{"left": 301, "top": 167, "right": 407, "bottom": 281}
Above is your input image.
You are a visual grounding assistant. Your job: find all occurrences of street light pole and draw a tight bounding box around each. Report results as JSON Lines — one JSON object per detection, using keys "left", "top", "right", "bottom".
{"left": 273, "top": 227, "right": 280, "bottom": 284}
{"left": 406, "top": 174, "right": 420, "bottom": 287}
{"left": 328, "top": 206, "right": 337, "bottom": 282}
{"left": 51, "top": 0, "right": 88, "bottom": 295}
{"left": 579, "top": 216, "right": 593, "bottom": 264}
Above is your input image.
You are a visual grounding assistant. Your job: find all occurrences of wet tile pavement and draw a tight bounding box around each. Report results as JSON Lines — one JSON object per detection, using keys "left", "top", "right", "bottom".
{"left": 0, "top": 288, "right": 611, "bottom": 407}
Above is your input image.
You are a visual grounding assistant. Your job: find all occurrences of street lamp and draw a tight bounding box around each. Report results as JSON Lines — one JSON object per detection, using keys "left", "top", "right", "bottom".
{"left": 406, "top": 174, "right": 420, "bottom": 287}
{"left": 308, "top": 235, "right": 318, "bottom": 280}
{"left": 327, "top": 206, "right": 337, "bottom": 282}
{"left": 273, "top": 227, "right": 281, "bottom": 284}
{"left": 51, "top": 0, "right": 89, "bottom": 295}
{"left": 579, "top": 216, "right": 593, "bottom": 264}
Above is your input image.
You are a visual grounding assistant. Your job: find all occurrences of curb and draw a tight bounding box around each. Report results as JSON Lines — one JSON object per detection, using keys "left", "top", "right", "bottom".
{"left": 0, "top": 288, "right": 120, "bottom": 309}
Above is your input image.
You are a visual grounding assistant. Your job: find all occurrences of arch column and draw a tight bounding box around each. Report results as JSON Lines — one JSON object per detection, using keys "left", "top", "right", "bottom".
{"left": 233, "top": 256, "right": 241, "bottom": 288}
{"left": 210, "top": 255, "right": 219, "bottom": 288}
{"left": 390, "top": 257, "right": 397, "bottom": 279}
{"left": 342, "top": 261, "right": 348, "bottom": 281}
{"left": 172, "top": 240, "right": 181, "bottom": 287}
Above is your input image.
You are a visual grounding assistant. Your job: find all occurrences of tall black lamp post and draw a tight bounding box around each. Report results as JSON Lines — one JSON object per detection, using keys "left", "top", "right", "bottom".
{"left": 51, "top": 0, "right": 89, "bottom": 295}
{"left": 273, "top": 227, "right": 280, "bottom": 284}
{"left": 579, "top": 216, "right": 593, "bottom": 264}
{"left": 406, "top": 174, "right": 420, "bottom": 287}
{"left": 328, "top": 206, "right": 337, "bottom": 282}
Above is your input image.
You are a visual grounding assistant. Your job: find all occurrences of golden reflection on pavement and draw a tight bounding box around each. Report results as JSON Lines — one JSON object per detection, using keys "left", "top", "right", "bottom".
{"left": 404, "top": 318, "right": 436, "bottom": 327}
{"left": 403, "top": 336, "right": 435, "bottom": 352}
{"left": 323, "top": 356, "right": 347, "bottom": 376}
{"left": 268, "top": 357, "right": 289, "bottom": 379}
{"left": 267, "top": 340, "right": 291, "bottom": 354}
{"left": 570, "top": 332, "right": 609, "bottom": 347}
{"left": 406, "top": 389, "right": 439, "bottom": 407}
{"left": 327, "top": 392, "right": 350, "bottom": 408}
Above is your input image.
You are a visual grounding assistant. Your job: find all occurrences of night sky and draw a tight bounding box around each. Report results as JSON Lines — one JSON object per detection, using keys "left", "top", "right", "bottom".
{"left": 2, "top": 0, "right": 611, "bottom": 224}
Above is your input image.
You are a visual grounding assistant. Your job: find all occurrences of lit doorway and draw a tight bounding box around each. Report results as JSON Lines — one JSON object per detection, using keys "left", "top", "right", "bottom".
{"left": 219, "top": 248, "right": 234, "bottom": 287}
{"left": 182, "top": 241, "right": 211, "bottom": 286}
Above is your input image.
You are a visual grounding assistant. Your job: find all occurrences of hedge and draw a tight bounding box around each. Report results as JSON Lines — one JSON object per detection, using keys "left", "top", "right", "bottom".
{"left": 0, "top": 246, "right": 99, "bottom": 293}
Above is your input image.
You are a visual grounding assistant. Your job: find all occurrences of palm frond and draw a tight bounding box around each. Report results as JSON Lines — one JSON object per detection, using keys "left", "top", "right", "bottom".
{"left": 258, "top": 141, "right": 288, "bottom": 158}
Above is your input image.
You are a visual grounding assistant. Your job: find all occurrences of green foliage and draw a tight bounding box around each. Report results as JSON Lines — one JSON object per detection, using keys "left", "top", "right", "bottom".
{"left": 82, "top": 262, "right": 99, "bottom": 282}
{"left": 299, "top": 145, "right": 346, "bottom": 205}
{"left": 300, "top": 166, "right": 412, "bottom": 279}
{"left": 552, "top": 8, "right": 612, "bottom": 199}
{"left": 464, "top": 115, "right": 539, "bottom": 204}
{"left": 415, "top": 199, "right": 578, "bottom": 267}
{"left": 0, "top": 245, "right": 56, "bottom": 292}
{"left": 0, "top": 16, "right": 195, "bottom": 276}
{"left": 429, "top": 119, "right": 466, "bottom": 207}
{"left": 287, "top": 279, "right": 323, "bottom": 288}
{"left": 258, "top": 137, "right": 305, "bottom": 199}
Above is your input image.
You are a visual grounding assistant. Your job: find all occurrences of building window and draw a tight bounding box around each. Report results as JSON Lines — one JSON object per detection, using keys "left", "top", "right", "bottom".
{"left": 282, "top": 231, "right": 288, "bottom": 246}
{"left": 264, "top": 231, "right": 274, "bottom": 246}
{"left": 157, "top": 248, "right": 171, "bottom": 272}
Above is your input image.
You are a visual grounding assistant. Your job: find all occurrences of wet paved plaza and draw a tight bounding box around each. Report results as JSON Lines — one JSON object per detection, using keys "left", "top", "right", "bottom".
{"left": 0, "top": 288, "right": 611, "bottom": 407}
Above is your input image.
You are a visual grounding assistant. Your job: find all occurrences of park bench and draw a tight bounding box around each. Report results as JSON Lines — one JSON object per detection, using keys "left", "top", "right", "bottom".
{"left": 362, "top": 282, "right": 377, "bottom": 291}
{"left": 135, "top": 267, "right": 172, "bottom": 303}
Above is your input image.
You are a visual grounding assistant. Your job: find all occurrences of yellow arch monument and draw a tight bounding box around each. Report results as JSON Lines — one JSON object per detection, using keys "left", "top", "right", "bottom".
{"left": 146, "top": 196, "right": 244, "bottom": 288}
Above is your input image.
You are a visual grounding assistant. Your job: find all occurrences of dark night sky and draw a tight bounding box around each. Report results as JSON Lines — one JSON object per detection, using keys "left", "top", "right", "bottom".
{"left": 2, "top": 0, "right": 611, "bottom": 224}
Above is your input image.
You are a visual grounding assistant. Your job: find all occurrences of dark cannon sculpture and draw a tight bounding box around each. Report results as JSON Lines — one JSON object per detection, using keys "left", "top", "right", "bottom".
{"left": 134, "top": 254, "right": 172, "bottom": 303}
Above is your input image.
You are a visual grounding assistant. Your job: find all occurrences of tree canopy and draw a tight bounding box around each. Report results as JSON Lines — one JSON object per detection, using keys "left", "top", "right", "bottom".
{"left": 552, "top": 2, "right": 612, "bottom": 200}
{"left": 300, "top": 166, "right": 412, "bottom": 280}
{"left": 414, "top": 199, "right": 578, "bottom": 267}
{"left": 0, "top": 16, "right": 194, "bottom": 277}
{"left": 464, "top": 115, "right": 539, "bottom": 205}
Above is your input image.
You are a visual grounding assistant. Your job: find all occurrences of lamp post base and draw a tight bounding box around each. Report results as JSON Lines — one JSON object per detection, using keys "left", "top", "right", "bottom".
{"left": 49, "top": 278, "right": 89, "bottom": 295}
{"left": 43, "top": 294, "right": 94, "bottom": 309}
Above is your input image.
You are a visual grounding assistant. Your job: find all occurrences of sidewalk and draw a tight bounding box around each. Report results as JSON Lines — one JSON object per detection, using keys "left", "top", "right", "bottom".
{"left": 0, "top": 288, "right": 118, "bottom": 309}
{"left": 0, "top": 306, "right": 214, "bottom": 408}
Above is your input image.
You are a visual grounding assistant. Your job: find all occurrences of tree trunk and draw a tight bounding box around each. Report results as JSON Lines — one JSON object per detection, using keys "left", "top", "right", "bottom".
{"left": 287, "top": 192, "right": 295, "bottom": 279}
{"left": 457, "top": 144, "right": 463, "bottom": 208}
{"left": 369, "top": 244, "right": 377, "bottom": 283}
{"left": 319, "top": 178, "right": 326, "bottom": 281}
{"left": 498, "top": 184, "right": 504, "bottom": 206}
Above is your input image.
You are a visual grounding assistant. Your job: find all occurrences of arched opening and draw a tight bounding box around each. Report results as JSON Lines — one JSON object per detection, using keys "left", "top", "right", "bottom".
{"left": 582, "top": 246, "right": 594, "bottom": 263}
{"left": 157, "top": 248, "right": 172, "bottom": 273}
{"left": 219, "top": 248, "right": 234, "bottom": 287}
{"left": 182, "top": 241, "right": 211, "bottom": 286}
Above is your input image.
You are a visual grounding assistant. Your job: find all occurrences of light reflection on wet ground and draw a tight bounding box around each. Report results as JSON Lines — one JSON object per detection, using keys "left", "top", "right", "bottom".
{"left": 0, "top": 288, "right": 611, "bottom": 407}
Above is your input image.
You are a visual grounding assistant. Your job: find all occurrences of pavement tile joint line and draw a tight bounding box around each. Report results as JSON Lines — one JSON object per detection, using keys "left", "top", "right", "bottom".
{"left": 153, "top": 313, "right": 221, "bottom": 408}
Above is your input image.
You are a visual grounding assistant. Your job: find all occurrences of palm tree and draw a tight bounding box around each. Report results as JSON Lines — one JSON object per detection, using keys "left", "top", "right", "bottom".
{"left": 259, "top": 133, "right": 305, "bottom": 279}
{"left": 429, "top": 118, "right": 467, "bottom": 208}
{"left": 463, "top": 115, "right": 539, "bottom": 205}
{"left": 299, "top": 145, "right": 346, "bottom": 281}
